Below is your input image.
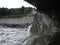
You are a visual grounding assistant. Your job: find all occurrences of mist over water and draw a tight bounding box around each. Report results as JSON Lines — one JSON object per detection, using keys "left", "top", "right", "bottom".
{"left": 27, "top": 12, "right": 57, "bottom": 45}
{"left": 0, "top": 10, "right": 57, "bottom": 45}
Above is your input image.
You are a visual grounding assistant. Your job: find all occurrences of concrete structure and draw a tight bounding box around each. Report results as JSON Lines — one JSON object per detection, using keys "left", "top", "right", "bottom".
{"left": 0, "top": 16, "right": 34, "bottom": 24}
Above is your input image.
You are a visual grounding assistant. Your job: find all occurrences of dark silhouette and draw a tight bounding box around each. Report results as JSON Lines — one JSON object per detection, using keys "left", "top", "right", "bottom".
{"left": 48, "top": 31, "right": 60, "bottom": 45}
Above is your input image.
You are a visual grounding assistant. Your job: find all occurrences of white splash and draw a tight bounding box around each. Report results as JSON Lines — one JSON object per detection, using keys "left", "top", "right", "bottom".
{"left": 0, "top": 25, "right": 32, "bottom": 45}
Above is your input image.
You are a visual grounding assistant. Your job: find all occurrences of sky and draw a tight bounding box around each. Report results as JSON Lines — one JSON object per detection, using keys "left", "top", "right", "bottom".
{"left": 0, "top": 0, "right": 35, "bottom": 9}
